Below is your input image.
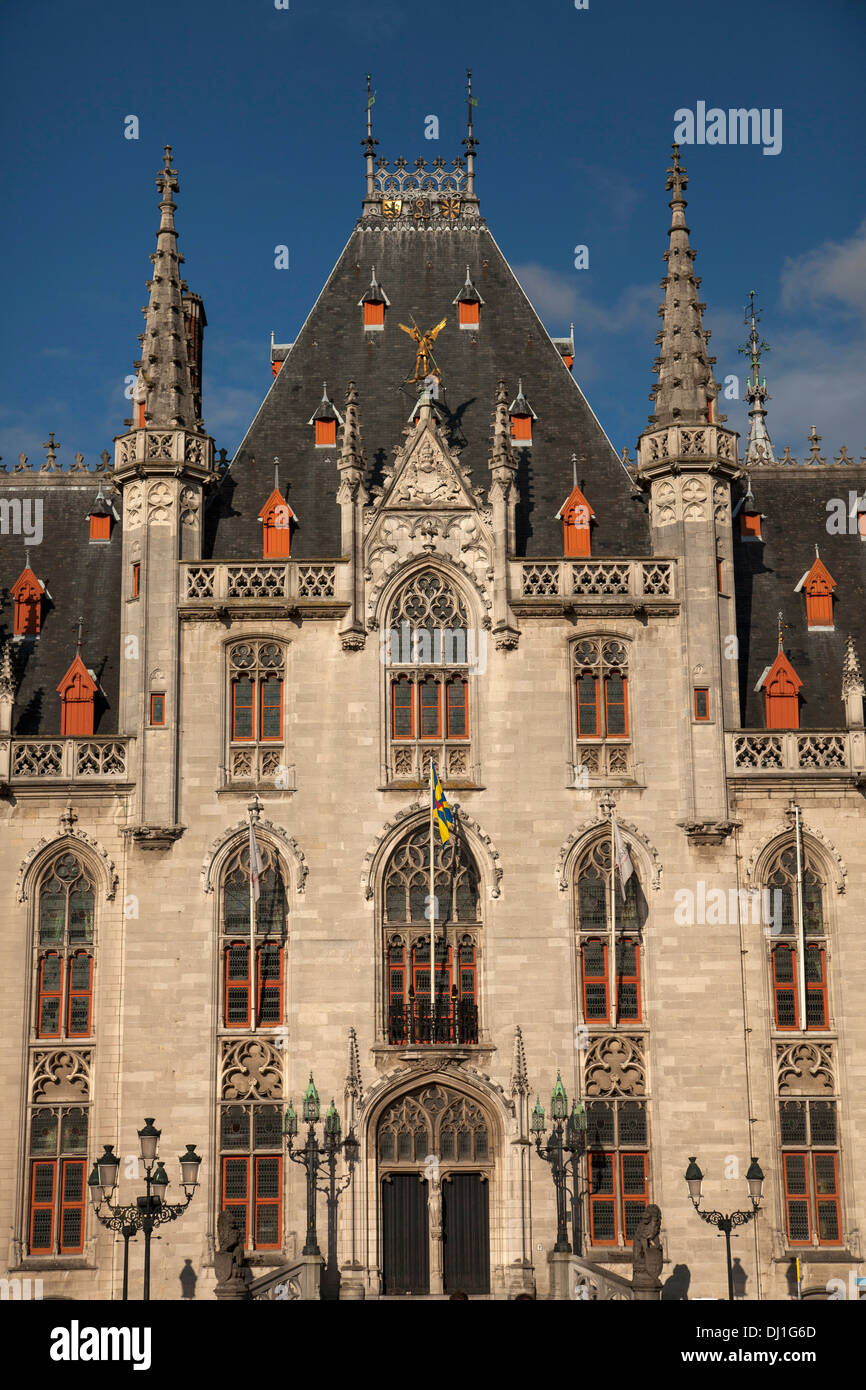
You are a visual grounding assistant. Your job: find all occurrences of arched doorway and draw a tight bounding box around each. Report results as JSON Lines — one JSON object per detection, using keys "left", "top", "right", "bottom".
{"left": 377, "top": 1082, "right": 492, "bottom": 1295}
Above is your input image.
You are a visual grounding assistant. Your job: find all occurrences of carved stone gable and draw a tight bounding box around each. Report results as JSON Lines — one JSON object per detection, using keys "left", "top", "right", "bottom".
{"left": 386, "top": 430, "right": 470, "bottom": 510}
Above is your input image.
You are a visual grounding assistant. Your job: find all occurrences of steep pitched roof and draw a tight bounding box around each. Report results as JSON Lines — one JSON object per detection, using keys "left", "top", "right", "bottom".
{"left": 205, "top": 217, "right": 649, "bottom": 561}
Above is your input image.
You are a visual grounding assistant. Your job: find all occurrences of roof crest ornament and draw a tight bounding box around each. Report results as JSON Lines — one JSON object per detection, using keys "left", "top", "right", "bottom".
{"left": 739, "top": 291, "right": 777, "bottom": 466}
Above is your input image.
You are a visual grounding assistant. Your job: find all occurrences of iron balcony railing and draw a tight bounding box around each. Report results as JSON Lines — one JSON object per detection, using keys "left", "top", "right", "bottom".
{"left": 387, "top": 995, "right": 479, "bottom": 1046}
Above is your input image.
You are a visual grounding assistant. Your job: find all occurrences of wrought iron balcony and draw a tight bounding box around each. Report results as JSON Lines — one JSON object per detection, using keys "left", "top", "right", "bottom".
{"left": 387, "top": 997, "right": 478, "bottom": 1047}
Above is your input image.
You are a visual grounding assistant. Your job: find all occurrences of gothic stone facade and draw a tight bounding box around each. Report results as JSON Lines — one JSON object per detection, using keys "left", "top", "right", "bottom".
{"left": 0, "top": 140, "right": 864, "bottom": 1301}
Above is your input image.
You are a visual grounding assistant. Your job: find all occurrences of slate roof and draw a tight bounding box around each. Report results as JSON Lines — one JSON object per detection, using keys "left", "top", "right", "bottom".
{"left": 733, "top": 467, "right": 866, "bottom": 728}
{"left": 205, "top": 220, "right": 650, "bottom": 560}
{"left": 0, "top": 480, "right": 122, "bottom": 735}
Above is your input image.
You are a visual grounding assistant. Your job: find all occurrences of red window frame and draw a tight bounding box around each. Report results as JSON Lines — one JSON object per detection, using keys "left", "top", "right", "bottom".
{"left": 263, "top": 516, "right": 291, "bottom": 559}
{"left": 59, "top": 1159, "right": 86, "bottom": 1253}
{"left": 804, "top": 583, "right": 833, "bottom": 629}
{"left": 764, "top": 678, "right": 799, "bottom": 730}
{"left": 419, "top": 677, "right": 442, "bottom": 739}
{"left": 717, "top": 558, "right": 724, "bottom": 593}
{"left": 132, "top": 562, "right": 140, "bottom": 598}
{"left": 694, "top": 688, "right": 710, "bottom": 721}
{"left": 66, "top": 952, "right": 93, "bottom": 1037}
{"left": 225, "top": 942, "right": 252, "bottom": 1029}
{"left": 614, "top": 937, "right": 641, "bottom": 1022}
{"left": 412, "top": 941, "right": 453, "bottom": 1012}
{"left": 445, "top": 677, "right": 468, "bottom": 739}
{"left": 392, "top": 677, "right": 415, "bottom": 739}
{"left": 29, "top": 1160, "right": 56, "bottom": 1253}
{"left": 772, "top": 944, "right": 798, "bottom": 1030}
{"left": 37, "top": 952, "right": 63, "bottom": 1038}
{"left": 812, "top": 1152, "right": 842, "bottom": 1245}
{"left": 805, "top": 945, "right": 828, "bottom": 1029}
{"left": 588, "top": 1151, "right": 617, "bottom": 1245}
{"left": 458, "top": 939, "right": 477, "bottom": 1005}
{"left": 576, "top": 673, "right": 600, "bottom": 738}
{"left": 783, "top": 1153, "right": 811, "bottom": 1245}
{"left": 604, "top": 674, "right": 628, "bottom": 738}
{"left": 150, "top": 693, "right": 165, "bottom": 726}
{"left": 581, "top": 939, "right": 609, "bottom": 1022}
{"left": 259, "top": 677, "right": 283, "bottom": 741}
{"left": 232, "top": 678, "right": 255, "bottom": 741}
{"left": 621, "top": 1152, "right": 649, "bottom": 1244}
{"left": 221, "top": 1156, "right": 249, "bottom": 1248}
{"left": 388, "top": 940, "right": 406, "bottom": 1008}
{"left": 256, "top": 944, "right": 283, "bottom": 1027}
{"left": 253, "top": 1156, "right": 282, "bottom": 1249}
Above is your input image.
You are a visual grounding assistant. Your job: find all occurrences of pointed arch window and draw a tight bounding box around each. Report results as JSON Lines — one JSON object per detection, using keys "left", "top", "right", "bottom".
{"left": 27, "top": 1106, "right": 89, "bottom": 1254}
{"left": 384, "top": 571, "right": 473, "bottom": 785}
{"left": 766, "top": 844, "right": 828, "bottom": 1031}
{"left": 383, "top": 825, "right": 481, "bottom": 1045}
{"left": 34, "top": 852, "right": 95, "bottom": 1039}
{"left": 575, "top": 838, "right": 645, "bottom": 1024}
{"left": 221, "top": 840, "right": 287, "bottom": 1029}
{"left": 219, "top": 1104, "right": 283, "bottom": 1250}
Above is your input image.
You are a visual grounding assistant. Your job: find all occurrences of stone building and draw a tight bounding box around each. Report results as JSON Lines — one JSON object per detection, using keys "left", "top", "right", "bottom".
{"left": 1, "top": 109, "right": 864, "bottom": 1301}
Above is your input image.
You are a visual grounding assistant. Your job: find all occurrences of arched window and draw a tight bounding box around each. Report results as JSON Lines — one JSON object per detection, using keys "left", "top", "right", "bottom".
{"left": 34, "top": 852, "right": 95, "bottom": 1039}
{"left": 572, "top": 639, "right": 632, "bottom": 782}
{"left": 227, "top": 641, "right": 285, "bottom": 786}
{"left": 383, "top": 825, "right": 480, "bottom": 1045}
{"left": 221, "top": 841, "right": 287, "bottom": 1029}
{"left": 575, "top": 838, "right": 645, "bottom": 1024}
{"left": 27, "top": 1105, "right": 89, "bottom": 1254}
{"left": 766, "top": 844, "right": 828, "bottom": 1031}
{"left": 384, "top": 571, "right": 473, "bottom": 785}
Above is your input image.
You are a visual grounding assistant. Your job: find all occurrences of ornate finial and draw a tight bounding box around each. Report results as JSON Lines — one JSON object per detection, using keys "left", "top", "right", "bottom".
{"left": 41, "top": 432, "right": 60, "bottom": 471}
{"left": 665, "top": 142, "right": 687, "bottom": 201}
{"left": 273, "top": 457, "right": 279, "bottom": 492}
{"left": 780, "top": 445, "right": 795, "bottom": 465}
{"left": 571, "top": 451, "right": 578, "bottom": 487}
{"left": 739, "top": 290, "right": 771, "bottom": 385}
{"left": 72, "top": 451, "right": 86, "bottom": 472}
{"left": 15, "top": 453, "right": 28, "bottom": 471}
{"left": 807, "top": 425, "right": 825, "bottom": 464}
{"left": 0, "top": 638, "right": 15, "bottom": 700}
{"left": 490, "top": 378, "right": 515, "bottom": 471}
{"left": 24, "top": 547, "right": 30, "bottom": 570}
{"left": 73, "top": 615, "right": 84, "bottom": 653}
{"left": 345, "top": 1026, "right": 364, "bottom": 1104}
{"left": 462, "top": 70, "right": 478, "bottom": 197}
{"left": 598, "top": 789, "right": 616, "bottom": 817}
{"left": 842, "top": 634, "right": 864, "bottom": 699}
{"left": 247, "top": 793, "right": 263, "bottom": 822}
{"left": 510, "top": 1025, "right": 530, "bottom": 1097}
{"left": 739, "top": 292, "right": 776, "bottom": 466}
{"left": 777, "top": 611, "right": 784, "bottom": 651}
{"left": 163, "top": 144, "right": 173, "bottom": 170}
{"left": 60, "top": 801, "right": 78, "bottom": 834}
{"left": 99, "top": 449, "right": 110, "bottom": 471}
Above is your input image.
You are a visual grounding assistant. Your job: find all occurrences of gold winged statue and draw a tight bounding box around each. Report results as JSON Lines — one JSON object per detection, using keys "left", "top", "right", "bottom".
{"left": 399, "top": 316, "right": 446, "bottom": 383}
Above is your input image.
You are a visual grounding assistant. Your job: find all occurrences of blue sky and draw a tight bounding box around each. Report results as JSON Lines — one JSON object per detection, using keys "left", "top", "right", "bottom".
{"left": 1, "top": 0, "right": 864, "bottom": 470}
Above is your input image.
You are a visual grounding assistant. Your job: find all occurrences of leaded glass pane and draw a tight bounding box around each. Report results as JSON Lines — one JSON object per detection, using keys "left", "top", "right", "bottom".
{"left": 224, "top": 878, "right": 249, "bottom": 933}
{"left": 784, "top": 1153, "right": 807, "bottom": 1194}
{"left": 257, "top": 869, "right": 286, "bottom": 934}
{"left": 618, "top": 1102, "right": 647, "bottom": 1145}
{"left": 68, "top": 890, "right": 94, "bottom": 943}
{"left": 624, "top": 1200, "right": 646, "bottom": 1241}
{"left": 254, "top": 1107, "right": 282, "bottom": 1150}
{"left": 379, "top": 1132, "right": 395, "bottom": 1161}
{"left": 591, "top": 1200, "right": 616, "bottom": 1242}
{"left": 817, "top": 1200, "right": 839, "bottom": 1242}
{"left": 39, "top": 892, "right": 65, "bottom": 943}
{"left": 31, "top": 1208, "right": 53, "bottom": 1249}
{"left": 586, "top": 1103, "right": 614, "bottom": 1146}
{"left": 62, "top": 1161, "right": 84, "bottom": 1202}
{"left": 475, "top": 1129, "right": 488, "bottom": 1161}
{"left": 621, "top": 1154, "right": 646, "bottom": 1195}
{"left": 457, "top": 1127, "right": 472, "bottom": 1160}
{"left": 68, "top": 997, "right": 90, "bottom": 1033}
{"left": 221, "top": 1107, "right": 250, "bottom": 1150}
{"left": 780, "top": 1101, "right": 807, "bottom": 1144}
{"left": 256, "top": 1157, "right": 280, "bottom": 1199}
{"left": 813, "top": 1154, "right": 837, "bottom": 1195}
{"left": 255, "top": 1205, "right": 280, "bottom": 1246}
{"left": 61, "top": 1109, "right": 88, "bottom": 1154}
{"left": 579, "top": 879, "right": 606, "bottom": 931}
{"left": 31, "top": 1110, "right": 58, "bottom": 1154}
{"left": 32, "top": 1164, "right": 55, "bottom": 1202}
{"left": 223, "top": 1158, "right": 247, "bottom": 1200}
{"left": 809, "top": 1102, "right": 836, "bottom": 1145}
{"left": 584, "top": 982, "right": 607, "bottom": 1020}
{"left": 42, "top": 955, "right": 62, "bottom": 989}
{"left": 440, "top": 1128, "right": 455, "bottom": 1160}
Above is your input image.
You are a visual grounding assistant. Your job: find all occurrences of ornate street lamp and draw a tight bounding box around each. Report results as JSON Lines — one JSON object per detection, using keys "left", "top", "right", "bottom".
{"left": 531, "top": 1072, "right": 588, "bottom": 1255}
{"left": 90, "top": 1118, "right": 201, "bottom": 1301}
{"left": 685, "top": 1155, "right": 764, "bottom": 1301}
{"left": 286, "top": 1074, "right": 360, "bottom": 1301}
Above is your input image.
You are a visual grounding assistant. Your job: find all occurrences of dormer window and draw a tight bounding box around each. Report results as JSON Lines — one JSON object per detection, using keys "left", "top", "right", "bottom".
{"left": 86, "top": 488, "right": 115, "bottom": 543}
{"left": 557, "top": 483, "right": 595, "bottom": 558}
{"left": 795, "top": 555, "right": 836, "bottom": 631}
{"left": 756, "top": 651, "right": 802, "bottom": 730}
{"left": 308, "top": 383, "right": 343, "bottom": 448}
{"left": 258, "top": 488, "right": 294, "bottom": 559}
{"left": 452, "top": 267, "right": 484, "bottom": 329}
{"left": 11, "top": 567, "right": 44, "bottom": 637}
{"left": 358, "top": 267, "right": 390, "bottom": 331}
{"left": 509, "top": 380, "right": 536, "bottom": 446}
{"left": 57, "top": 656, "right": 98, "bottom": 737}
{"left": 739, "top": 510, "right": 762, "bottom": 541}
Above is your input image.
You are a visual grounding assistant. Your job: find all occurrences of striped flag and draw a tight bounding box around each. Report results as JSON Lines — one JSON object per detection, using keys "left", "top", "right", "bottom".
{"left": 249, "top": 815, "right": 264, "bottom": 903}
{"left": 431, "top": 763, "right": 454, "bottom": 844}
{"left": 613, "top": 819, "right": 634, "bottom": 902}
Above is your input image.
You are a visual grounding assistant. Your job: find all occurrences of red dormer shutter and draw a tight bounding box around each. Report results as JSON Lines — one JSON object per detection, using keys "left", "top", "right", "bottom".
{"left": 458, "top": 300, "right": 479, "bottom": 327}
{"left": 559, "top": 485, "right": 595, "bottom": 558}
{"left": 57, "top": 656, "right": 98, "bottom": 737}
{"left": 89, "top": 514, "right": 111, "bottom": 542}
{"left": 798, "top": 557, "right": 836, "bottom": 630}
{"left": 11, "top": 568, "right": 43, "bottom": 636}
{"left": 761, "top": 652, "right": 802, "bottom": 730}
{"left": 315, "top": 419, "right": 336, "bottom": 447}
{"left": 363, "top": 301, "right": 385, "bottom": 327}
{"left": 258, "top": 488, "right": 294, "bottom": 559}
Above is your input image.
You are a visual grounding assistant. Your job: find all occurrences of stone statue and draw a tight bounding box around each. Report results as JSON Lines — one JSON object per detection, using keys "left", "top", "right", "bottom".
{"left": 214, "top": 1210, "right": 250, "bottom": 1299}
{"left": 630, "top": 1204, "right": 663, "bottom": 1298}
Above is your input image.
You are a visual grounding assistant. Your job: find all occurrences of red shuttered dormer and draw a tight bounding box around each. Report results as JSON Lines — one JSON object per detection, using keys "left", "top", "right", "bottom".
{"left": 258, "top": 488, "right": 295, "bottom": 559}
{"left": 358, "top": 267, "right": 390, "bottom": 330}
{"left": 308, "top": 384, "right": 343, "bottom": 448}
{"left": 756, "top": 650, "right": 803, "bottom": 730}
{"left": 86, "top": 486, "right": 115, "bottom": 543}
{"left": 11, "top": 567, "right": 45, "bottom": 637}
{"left": 795, "top": 555, "right": 836, "bottom": 631}
{"left": 557, "top": 483, "right": 595, "bottom": 557}
{"left": 452, "top": 267, "right": 484, "bottom": 329}
{"left": 57, "top": 656, "right": 98, "bottom": 736}
{"left": 509, "top": 380, "right": 536, "bottom": 446}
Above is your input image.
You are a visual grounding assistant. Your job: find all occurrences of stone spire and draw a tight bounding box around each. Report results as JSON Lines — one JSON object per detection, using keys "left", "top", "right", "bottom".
{"left": 510, "top": 1025, "right": 530, "bottom": 1097}
{"left": 648, "top": 145, "right": 718, "bottom": 427}
{"left": 490, "top": 378, "right": 515, "bottom": 472}
{"left": 0, "top": 638, "right": 15, "bottom": 700}
{"left": 338, "top": 380, "right": 365, "bottom": 476}
{"left": 462, "top": 69, "right": 479, "bottom": 205}
{"left": 739, "top": 291, "right": 776, "bottom": 466}
{"left": 344, "top": 1026, "right": 364, "bottom": 1105}
{"left": 842, "top": 634, "right": 865, "bottom": 728}
{"left": 135, "top": 146, "right": 198, "bottom": 431}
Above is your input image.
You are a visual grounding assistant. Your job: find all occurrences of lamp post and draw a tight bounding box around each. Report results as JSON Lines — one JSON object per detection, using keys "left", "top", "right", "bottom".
{"left": 530, "top": 1072, "right": 588, "bottom": 1255}
{"left": 89, "top": 1119, "right": 202, "bottom": 1301}
{"left": 285, "top": 1074, "right": 360, "bottom": 1302}
{"left": 685, "top": 1155, "right": 764, "bottom": 1301}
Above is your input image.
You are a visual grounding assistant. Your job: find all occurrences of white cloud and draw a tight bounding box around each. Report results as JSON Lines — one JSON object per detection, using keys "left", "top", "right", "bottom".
{"left": 512, "top": 263, "right": 657, "bottom": 336}
{"left": 780, "top": 219, "right": 866, "bottom": 318}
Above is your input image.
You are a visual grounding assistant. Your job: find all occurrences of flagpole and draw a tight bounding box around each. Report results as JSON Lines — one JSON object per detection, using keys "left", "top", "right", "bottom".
{"left": 793, "top": 803, "right": 806, "bottom": 1030}
{"left": 610, "top": 807, "right": 617, "bottom": 1029}
{"left": 430, "top": 762, "right": 436, "bottom": 1037}
{"left": 249, "top": 809, "right": 257, "bottom": 1029}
